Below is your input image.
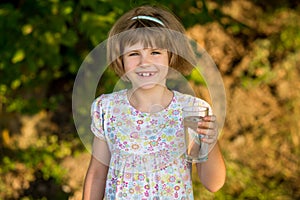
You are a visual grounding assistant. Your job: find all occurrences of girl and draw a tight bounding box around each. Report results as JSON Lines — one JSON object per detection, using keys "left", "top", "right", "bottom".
{"left": 83, "top": 5, "right": 226, "bottom": 200}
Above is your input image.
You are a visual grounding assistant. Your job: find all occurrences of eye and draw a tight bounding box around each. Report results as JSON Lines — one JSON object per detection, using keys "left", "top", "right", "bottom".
{"left": 151, "top": 51, "right": 161, "bottom": 55}
{"left": 128, "top": 52, "right": 139, "bottom": 56}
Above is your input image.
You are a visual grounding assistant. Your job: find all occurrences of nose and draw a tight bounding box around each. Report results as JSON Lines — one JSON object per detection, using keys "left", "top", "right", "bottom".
{"left": 139, "top": 51, "right": 151, "bottom": 66}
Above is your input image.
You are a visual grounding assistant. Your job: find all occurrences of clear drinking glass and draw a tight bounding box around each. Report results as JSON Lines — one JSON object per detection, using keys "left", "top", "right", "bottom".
{"left": 183, "top": 106, "right": 209, "bottom": 163}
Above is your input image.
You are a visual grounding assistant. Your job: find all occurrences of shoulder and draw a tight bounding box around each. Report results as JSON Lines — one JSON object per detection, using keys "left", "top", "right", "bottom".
{"left": 174, "top": 91, "right": 210, "bottom": 107}
{"left": 92, "top": 89, "right": 127, "bottom": 110}
{"left": 173, "top": 91, "right": 213, "bottom": 114}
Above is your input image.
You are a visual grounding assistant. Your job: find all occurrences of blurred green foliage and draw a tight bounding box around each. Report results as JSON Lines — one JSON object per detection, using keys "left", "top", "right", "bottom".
{"left": 0, "top": 0, "right": 300, "bottom": 199}
{"left": 0, "top": 0, "right": 212, "bottom": 114}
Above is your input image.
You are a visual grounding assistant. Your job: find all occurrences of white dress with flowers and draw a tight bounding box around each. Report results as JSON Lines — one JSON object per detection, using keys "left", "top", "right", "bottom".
{"left": 91, "top": 89, "right": 211, "bottom": 200}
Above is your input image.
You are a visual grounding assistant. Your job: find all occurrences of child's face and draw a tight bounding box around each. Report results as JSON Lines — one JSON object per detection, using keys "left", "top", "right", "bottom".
{"left": 123, "top": 43, "right": 169, "bottom": 90}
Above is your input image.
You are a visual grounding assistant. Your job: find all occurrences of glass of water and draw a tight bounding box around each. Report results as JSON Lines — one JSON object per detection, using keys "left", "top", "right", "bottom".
{"left": 183, "top": 106, "right": 209, "bottom": 163}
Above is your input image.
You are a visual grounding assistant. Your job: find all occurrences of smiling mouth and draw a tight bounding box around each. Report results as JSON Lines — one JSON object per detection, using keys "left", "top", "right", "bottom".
{"left": 136, "top": 72, "right": 156, "bottom": 77}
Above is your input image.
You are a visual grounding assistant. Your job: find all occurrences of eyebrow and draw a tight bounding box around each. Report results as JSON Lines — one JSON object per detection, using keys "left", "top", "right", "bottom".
{"left": 125, "top": 47, "right": 165, "bottom": 53}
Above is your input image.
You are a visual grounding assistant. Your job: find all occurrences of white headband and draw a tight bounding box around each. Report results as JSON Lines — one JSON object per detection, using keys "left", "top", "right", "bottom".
{"left": 131, "top": 15, "right": 165, "bottom": 27}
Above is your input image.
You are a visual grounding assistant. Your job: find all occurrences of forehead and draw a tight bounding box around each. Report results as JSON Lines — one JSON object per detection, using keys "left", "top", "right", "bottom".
{"left": 119, "top": 28, "right": 170, "bottom": 53}
{"left": 123, "top": 42, "right": 164, "bottom": 52}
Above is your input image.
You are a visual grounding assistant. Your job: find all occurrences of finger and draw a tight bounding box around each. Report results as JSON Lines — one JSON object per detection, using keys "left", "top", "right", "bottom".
{"left": 197, "top": 128, "right": 217, "bottom": 136}
{"left": 200, "top": 132, "right": 218, "bottom": 143}
{"left": 197, "top": 121, "right": 217, "bottom": 130}
{"left": 203, "top": 115, "right": 216, "bottom": 122}
{"left": 201, "top": 136, "right": 218, "bottom": 144}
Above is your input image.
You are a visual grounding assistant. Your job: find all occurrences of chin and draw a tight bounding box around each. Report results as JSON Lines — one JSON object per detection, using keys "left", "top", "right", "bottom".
{"left": 136, "top": 83, "right": 157, "bottom": 90}
{"left": 134, "top": 82, "right": 166, "bottom": 90}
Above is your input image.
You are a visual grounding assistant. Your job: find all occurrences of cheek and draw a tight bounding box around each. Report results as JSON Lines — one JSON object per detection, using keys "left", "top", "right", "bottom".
{"left": 159, "top": 58, "right": 169, "bottom": 69}
{"left": 123, "top": 59, "right": 135, "bottom": 72}
{"left": 153, "top": 56, "right": 169, "bottom": 66}
{"left": 161, "top": 54, "right": 169, "bottom": 66}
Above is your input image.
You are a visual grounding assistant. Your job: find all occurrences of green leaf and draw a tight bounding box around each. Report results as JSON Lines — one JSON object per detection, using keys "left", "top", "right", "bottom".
{"left": 11, "top": 49, "right": 25, "bottom": 63}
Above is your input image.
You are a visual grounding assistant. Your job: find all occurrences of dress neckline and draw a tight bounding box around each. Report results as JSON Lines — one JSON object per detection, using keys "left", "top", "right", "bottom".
{"left": 124, "top": 89, "right": 176, "bottom": 115}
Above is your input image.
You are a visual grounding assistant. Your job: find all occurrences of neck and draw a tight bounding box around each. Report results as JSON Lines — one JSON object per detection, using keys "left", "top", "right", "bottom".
{"left": 127, "top": 86, "right": 173, "bottom": 113}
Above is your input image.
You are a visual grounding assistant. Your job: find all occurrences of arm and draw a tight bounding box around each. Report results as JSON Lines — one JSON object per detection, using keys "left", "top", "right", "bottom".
{"left": 196, "top": 142, "right": 226, "bottom": 192}
{"left": 196, "top": 115, "right": 226, "bottom": 192}
{"left": 83, "top": 137, "right": 111, "bottom": 200}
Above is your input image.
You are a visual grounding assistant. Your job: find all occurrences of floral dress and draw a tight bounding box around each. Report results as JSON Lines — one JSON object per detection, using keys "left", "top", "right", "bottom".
{"left": 91, "top": 89, "right": 211, "bottom": 200}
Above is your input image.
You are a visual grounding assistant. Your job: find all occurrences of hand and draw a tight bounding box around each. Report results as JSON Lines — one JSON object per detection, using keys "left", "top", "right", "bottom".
{"left": 197, "top": 115, "right": 219, "bottom": 144}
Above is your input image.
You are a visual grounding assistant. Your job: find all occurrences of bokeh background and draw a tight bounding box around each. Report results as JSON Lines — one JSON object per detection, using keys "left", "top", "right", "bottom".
{"left": 0, "top": 0, "right": 299, "bottom": 199}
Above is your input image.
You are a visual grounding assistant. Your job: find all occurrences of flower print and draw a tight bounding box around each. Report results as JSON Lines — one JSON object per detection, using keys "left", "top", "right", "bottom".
{"left": 159, "top": 124, "right": 166, "bottom": 129}
{"left": 150, "top": 119, "right": 158, "bottom": 125}
{"left": 175, "top": 192, "right": 179, "bottom": 198}
{"left": 147, "top": 146, "right": 154, "bottom": 151}
{"left": 140, "top": 158, "right": 147, "bottom": 165}
{"left": 117, "top": 121, "right": 122, "bottom": 126}
{"left": 176, "top": 130, "right": 184, "bottom": 137}
{"left": 110, "top": 116, "right": 116, "bottom": 122}
{"left": 135, "top": 185, "right": 142, "bottom": 193}
{"left": 155, "top": 175, "right": 161, "bottom": 182}
{"left": 166, "top": 166, "right": 174, "bottom": 174}
{"left": 126, "top": 119, "right": 132, "bottom": 126}
{"left": 129, "top": 188, "right": 134, "bottom": 194}
{"left": 125, "top": 173, "right": 131, "bottom": 179}
{"left": 165, "top": 186, "right": 173, "bottom": 195}
{"left": 149, "top": 135, "right": 156, "bottom": 140}
{"left": 149, "top": 140, "right": 158, "bottom": 147}
{"left": 94, "top": 111, "right": 100, "bottom": 119}
{"left": 169, "top": 119, "right": 176, "bottom": 125}
{"left": 172, "top": 110, "right": 180, "bottom": 115}
{"left": 138, "top": 174, "right": 145, "bottom": 181}
{"left": 131, "top": 160, "right": 137, "bottom": 167}
{"left": 182, "top": 173, "right": 190, "bottom": 181}
{"left": 137, "top": 120, "right": 143, "bottom": 124}
{"left": 123, "top": 181, "right": 128, "bottom": 187}
{"left": 158, "top": 149, "right": 169, "bottom": 159}
{"left": 174, "top": 185, "right": 180, "bottom": 191}
{"left": 165, "top": 135, "right": 173, "bottom": 142}
{"left": 130, "top": 132, "right": 139, "bottom": 139}
{"left": 108, "top": 188, "right": 114, "bottom": 194}
{"left": 113, "top": 107, "right": 120, "bottom": 114}
{"left": 169, "top": 176, "right": 176, "bottom": 182}
{"left": 178, "top": 142, "right": 185, "bottom": 148}
{"left": 131, "top": 144, "right": 140, "bottom": 150}
{"left": 167, "top": 128, "right": 174, "bottom": 135}
{"left": 117, "top": 192, "right": 123, "bottom": 198}
{"left": 144, "top": 184, "right": 150, "bottom": 190}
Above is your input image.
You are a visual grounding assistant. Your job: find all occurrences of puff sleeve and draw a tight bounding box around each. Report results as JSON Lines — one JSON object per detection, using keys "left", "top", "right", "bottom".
{"left": 90, "top": 96, "right": 106, "bottom": 141}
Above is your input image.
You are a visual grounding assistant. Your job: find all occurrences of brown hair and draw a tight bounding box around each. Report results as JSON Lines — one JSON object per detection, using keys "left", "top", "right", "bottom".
{"left": 107, "top": 5, "right": 195, "bottom": 78}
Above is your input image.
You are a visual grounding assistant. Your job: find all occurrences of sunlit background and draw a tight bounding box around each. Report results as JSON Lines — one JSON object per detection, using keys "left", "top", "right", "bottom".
{"left": 0, "top": 0, "right": 299, "bottom": 199}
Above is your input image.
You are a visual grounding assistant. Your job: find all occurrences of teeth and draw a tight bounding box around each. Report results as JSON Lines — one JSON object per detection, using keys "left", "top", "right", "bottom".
{"left": 138, "top": 72, "right": 154, "bottom": 77}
